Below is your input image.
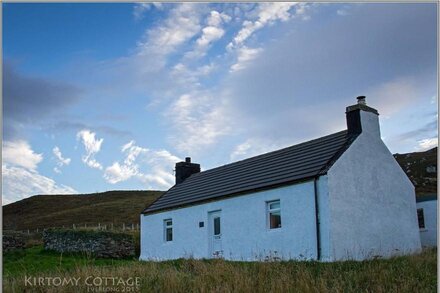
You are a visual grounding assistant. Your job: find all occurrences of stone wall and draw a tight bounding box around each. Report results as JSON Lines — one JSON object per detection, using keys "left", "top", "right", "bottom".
{"left": 43, "top": 229, "right": 135, "bottom": 258}
{"left": 3, "top": 232, "right": 25, "bottom": 252}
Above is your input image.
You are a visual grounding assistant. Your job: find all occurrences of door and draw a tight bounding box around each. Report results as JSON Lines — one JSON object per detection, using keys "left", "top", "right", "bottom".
{"left": 208, "top": 210, "right": 222, "bottom": 258}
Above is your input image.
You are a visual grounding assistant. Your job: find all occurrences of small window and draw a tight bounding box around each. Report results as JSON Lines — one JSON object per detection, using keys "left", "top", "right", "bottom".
{"left": 267, "top": 200, "right": 281, "bottom": 229}
{"left": 164, "top": 219, "right": 173, "bottom": 242}
{"left": 417, "top": 209, "right": 425, "bottom": 229}
{"left": 213, "top": 217, "right": 221, "bottom": 235}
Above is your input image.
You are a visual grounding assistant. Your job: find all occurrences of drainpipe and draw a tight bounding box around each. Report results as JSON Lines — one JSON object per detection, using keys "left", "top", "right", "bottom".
{"left": 313, "top": 177, "right": 321, "bottom": 261}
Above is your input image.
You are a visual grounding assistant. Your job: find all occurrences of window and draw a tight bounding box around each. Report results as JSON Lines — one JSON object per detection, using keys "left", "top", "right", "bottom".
{"left": 267, "top": 200, "right": 281, "bottom": 229}
{"left": 164, "top": 219, "right": 173, "bottom": 242}
{"left": 417, "top": 209, "right": 425, "bottom": 229}
{"left": 213, "top": 217, "right": 221, "bottom": 235}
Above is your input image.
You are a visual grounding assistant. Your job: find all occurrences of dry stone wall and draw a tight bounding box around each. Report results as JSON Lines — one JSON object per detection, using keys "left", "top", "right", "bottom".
{"left": 3, "top": 233, "right": 25, "bottom": 252}
{"left": 43, "top": 229, "right": 135, "bottom": 258}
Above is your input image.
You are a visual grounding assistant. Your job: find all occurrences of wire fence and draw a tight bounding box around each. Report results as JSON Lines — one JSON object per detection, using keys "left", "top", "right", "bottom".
{"left": 16, "top": 223, "right": 140, "bottom": 234}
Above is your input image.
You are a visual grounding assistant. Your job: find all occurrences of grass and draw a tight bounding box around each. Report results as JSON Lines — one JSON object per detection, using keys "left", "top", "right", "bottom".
{"left": 2, "top": 246, "right": 437, "bottom": 292}
{"left": 3, "top": 190, "right": 163, "bottom": 231}
{"left": 3, "top": 246, "right": 134, "bottom": 276}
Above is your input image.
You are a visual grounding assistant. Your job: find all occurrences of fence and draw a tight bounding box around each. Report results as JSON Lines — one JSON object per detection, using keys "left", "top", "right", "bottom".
{"left": 18, "top": 223, "right": 140, "bottom": 234}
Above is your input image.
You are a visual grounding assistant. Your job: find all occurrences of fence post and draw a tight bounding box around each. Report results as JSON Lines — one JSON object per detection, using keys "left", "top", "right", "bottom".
{"left": 137, "top": 223, "right": 139, "bottom": 231}
{"left": 123, "top": 223, "right": 125, "bottom": 231}
{"left": 27, "top": 229, "right": 30, "bottom": 235}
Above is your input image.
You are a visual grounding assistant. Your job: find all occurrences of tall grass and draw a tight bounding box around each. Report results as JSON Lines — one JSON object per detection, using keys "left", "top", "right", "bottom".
{"left": 3, "top": 248, "right": 436, "bottom": 292}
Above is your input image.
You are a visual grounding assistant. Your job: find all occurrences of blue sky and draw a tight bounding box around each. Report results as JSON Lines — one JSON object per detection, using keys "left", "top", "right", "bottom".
{"left": 2, "top": 3, "right": 438, "bottom": 204}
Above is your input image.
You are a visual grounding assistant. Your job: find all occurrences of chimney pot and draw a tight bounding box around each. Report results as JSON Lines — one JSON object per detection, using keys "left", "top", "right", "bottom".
{"left": 357, "top": 96, "right": 366, "bottom": 105}
{"left": 185, "top": 157, "right": 191, "bottom": 163}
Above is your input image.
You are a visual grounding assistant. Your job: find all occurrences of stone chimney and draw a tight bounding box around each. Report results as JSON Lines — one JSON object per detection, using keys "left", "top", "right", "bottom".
{"left": 175, "top": 157, "right": 200, "bottom": 184}
{"left": 346, "top": 96, "right": 380, "bottom": 137}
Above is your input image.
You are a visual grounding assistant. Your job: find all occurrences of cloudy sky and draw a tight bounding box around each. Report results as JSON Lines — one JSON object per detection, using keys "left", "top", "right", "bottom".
{"left": 2, "top": 3, "right": 437, "bottom": 204}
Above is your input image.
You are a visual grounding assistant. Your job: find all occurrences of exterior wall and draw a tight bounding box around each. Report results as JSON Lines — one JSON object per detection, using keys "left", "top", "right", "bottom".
{"left": 140, "top": 181, "right": 323, "bottom": 261}
{"left": 327, "top": 111, "right": 421, "bottom": 260}
{"left": 417, "top": 200, "right": 437, "bottom": 247}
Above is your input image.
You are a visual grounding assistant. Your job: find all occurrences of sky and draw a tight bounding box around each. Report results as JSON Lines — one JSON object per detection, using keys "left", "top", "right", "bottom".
{"left": 2, "top": 2, "right": 438, "bottom": 205}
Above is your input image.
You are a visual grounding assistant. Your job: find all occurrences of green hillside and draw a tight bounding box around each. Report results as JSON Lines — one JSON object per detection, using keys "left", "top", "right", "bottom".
{"left": 3, "top": 190, "right": 163, "bottom": 231}
{"left": 394, "top": 147, "right": 437, "bottom": 197}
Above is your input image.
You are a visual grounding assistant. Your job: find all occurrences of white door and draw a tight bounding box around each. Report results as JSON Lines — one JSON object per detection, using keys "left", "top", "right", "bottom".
{"left": 208, "top": 211, "right": 222, "bottom": 258}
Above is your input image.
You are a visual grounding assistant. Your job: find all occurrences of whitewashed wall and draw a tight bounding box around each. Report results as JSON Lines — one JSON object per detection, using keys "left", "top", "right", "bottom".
{"left": 140, "top": 181, "right": 322, "bottom": 261}
{"left": 417, "top": 200, "right": 437, "bottom": 247}
{"left": 327, "top": 110, "right": 421, "bottom": 260}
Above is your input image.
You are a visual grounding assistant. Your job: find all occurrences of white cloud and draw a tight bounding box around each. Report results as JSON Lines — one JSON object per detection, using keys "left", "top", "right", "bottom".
{"left": 104, "top": 140, "right": 181, "bottom": 189}
{"left": 2, "top": 164, "right": 77, "bottom": 205}
{"left": 336, "top": 4, "right": 352, "bottom": 17}
{"left": 230, "top": 138, "right": 288, "bottom": 162}
{"left": 133, "top": 3, "right": 150, "bottom": 21}
{"left": 2, "top": 140, "right": 43, "bottom": 170}
{"left": 229, "top": 3, "right": 298, "bottom": 49}
{"left": 227, "top": 3, "right": 310, "bottom": 72}
{"left": 104, "top": 162, "right": 138, "bottom": 184}
{"left": 208, "top": 10, "right": 231, "bottom": 26}
{"left": 2, "top": 140, "right": 76, "bottom": 204}
{"left": 230, "top": 140, "right": 252, "bottom": 161}
{"left": 165, "top": 92, "right": 232, "bottom": 153}
{"left": 186, "top": 11, "right": 231, "bottom": 59}
{"left": 197, "top": 26, "right": 225, "bottom": 48}
{"left": 416, "top": 138, "right": 438, "bottom": 151}
{"left": 76, "top": 129, "right": 104, "bottom": 170}
{"left": 133, "top": 2, "right": 163, "bottom": 21}
{"left": 337, "top": 9, "right": 349, "bottom": 16}
{"left": 137, "top": 169, "right": 175, "bottom": 188}
{"left": 230, "top": 46, "right": 263, "bottom": 72}
{"left": 170, "top": 62, "right": 217, "bottom": 87}
{"left": 137, "top": 4, "right": 203, "bottom": 59}
{"left": 52, "top": 146, "right": 71, "bottom": 173}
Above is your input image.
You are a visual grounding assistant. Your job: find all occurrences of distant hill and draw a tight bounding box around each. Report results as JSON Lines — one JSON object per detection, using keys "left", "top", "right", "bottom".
{"left": 394, "top": 147, "right": 437, "bottom": 197}
{"left": 3, "top": 190, "right": 163, "bottom": 231}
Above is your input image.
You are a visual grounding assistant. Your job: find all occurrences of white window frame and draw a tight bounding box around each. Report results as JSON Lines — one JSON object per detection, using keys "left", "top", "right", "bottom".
{"left": 164, "top": 219, "right": 173, "bottom": 242}
{"left": 267, "top": 200, "right": 281, "bottom": 230}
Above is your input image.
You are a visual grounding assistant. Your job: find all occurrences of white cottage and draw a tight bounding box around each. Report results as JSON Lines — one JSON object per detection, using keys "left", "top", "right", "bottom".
{"left": 416, "top": 195, "right": 437, "bottom": 247}
{"left": 140, "top": 97, "right": 421, "bottom": 261}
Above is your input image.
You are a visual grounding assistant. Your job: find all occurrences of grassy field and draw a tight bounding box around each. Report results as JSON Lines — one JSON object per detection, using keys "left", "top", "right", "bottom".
{"left": 3, "top": 246, "right": 437, "bottom": 292}
{"left": 3, "top": 190, "right": 163, "bottom": 231}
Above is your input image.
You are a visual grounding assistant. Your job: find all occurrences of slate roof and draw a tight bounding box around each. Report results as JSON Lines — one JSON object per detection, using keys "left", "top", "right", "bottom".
{"left": 143, "top": 130, "right": 358, "bottom": 214}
